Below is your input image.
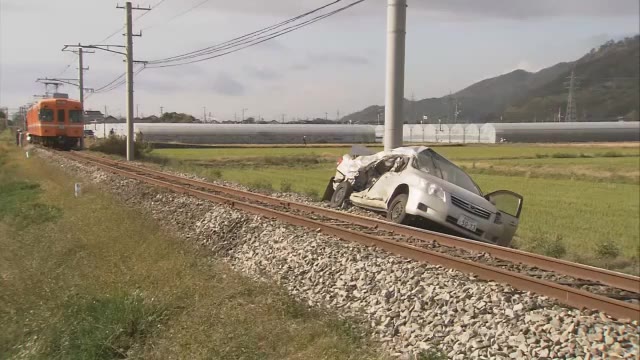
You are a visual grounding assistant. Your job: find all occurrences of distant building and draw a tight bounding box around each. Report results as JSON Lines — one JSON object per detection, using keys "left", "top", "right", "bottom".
{"left": 103, "top": 115, "right": 119, "bottom": 123}
{"left": 135, "top": 115, "right": 159, "bottom": 123}
{"left": 84, "top": 110, "right": 104, "bottom": 124}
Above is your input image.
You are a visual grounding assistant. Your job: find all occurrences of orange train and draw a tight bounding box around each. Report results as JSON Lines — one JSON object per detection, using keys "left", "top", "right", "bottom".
{"left": 26, "top": 96, "right": 83, "bottom": 149}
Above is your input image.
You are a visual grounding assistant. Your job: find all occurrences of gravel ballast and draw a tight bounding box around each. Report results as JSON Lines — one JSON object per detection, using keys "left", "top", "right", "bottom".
{"left": 40, "top": 150, "right": 639, "bottom": 359}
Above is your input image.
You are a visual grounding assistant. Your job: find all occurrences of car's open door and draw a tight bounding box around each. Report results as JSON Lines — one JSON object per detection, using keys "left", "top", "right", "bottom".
{"left": 485, "top": 190, "right": 523, "bottom": 246}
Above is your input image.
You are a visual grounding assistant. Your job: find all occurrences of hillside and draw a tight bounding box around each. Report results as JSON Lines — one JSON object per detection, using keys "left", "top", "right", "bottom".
{"left": 342, "top": 35, "right": 639, "bottom": 124}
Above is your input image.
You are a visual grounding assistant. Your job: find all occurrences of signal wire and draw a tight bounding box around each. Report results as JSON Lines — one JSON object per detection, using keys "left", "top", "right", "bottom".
{"left": 86, "top": 65, "right": 146, "bottom": 99}
{"left": 96, "top": 0, "right": 171, "bottom": 44}
{"left": 147, "top": 0, "right": 343, "bottom": 64}
{"left": 146, "top": 0, "right": 363, "bottom": 68}
{"left": 142, "top": 0, "right": 212, "bottom": 31}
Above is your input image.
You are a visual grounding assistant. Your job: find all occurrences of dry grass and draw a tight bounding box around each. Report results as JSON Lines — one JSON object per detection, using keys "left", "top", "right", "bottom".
{"left": 0, "top": 136, "right": 384, "bottom": 359}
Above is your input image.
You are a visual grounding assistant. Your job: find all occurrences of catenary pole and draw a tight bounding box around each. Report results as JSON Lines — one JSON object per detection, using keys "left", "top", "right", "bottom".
{"left": 117, "top": 1, "right": 149, "bottom": 160}
{"left": 383, "top": 0, "right": 407, "bottom": 151}
{"left": 125, "top": 2, "right": 135, "bottom": 160}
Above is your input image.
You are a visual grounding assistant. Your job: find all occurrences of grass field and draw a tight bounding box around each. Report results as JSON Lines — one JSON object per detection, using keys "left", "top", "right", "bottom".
{"left": 152, "top": 144, "right": 640, "bottom": 161}
{"left": 148, "top": 143, "right": 640, "bottom": 274}
{"left": 0, "top": 135, "right": 383, "bottom": 359}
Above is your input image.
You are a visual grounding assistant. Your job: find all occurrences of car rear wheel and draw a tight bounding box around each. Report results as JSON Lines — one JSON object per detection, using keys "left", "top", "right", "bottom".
{"left": 330, "top": 181, "right": 352, "bottom": 208}
{"left": 387, "top": 194, "right": 410, "bottom": 224}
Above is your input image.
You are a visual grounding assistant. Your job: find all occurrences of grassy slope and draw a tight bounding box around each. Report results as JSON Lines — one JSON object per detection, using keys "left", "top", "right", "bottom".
{"left": 150, "top": 144, "right": 640, "bottom": 273}
{"left": 0, "top": 136, "right": 382, "bottom": 359}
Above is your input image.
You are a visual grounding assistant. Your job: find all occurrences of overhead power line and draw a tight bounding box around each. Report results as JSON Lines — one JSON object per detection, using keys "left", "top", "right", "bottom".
{"left": 142, "top": 0, "right": 211, "bottom": 31}
{"left": 53, "top": 57, "right": 76, "bottom": 77}
{"left": 148, "top": 0, "right": 343, "bottom": 64}
{"left": 96, "top": 0, "right": 170, "bottom": 44}
{"left": 145, "top": 0, "right": 363, "bottom": 68}
{"left": 86, "top": 65, "right": 146, "bottom": 99}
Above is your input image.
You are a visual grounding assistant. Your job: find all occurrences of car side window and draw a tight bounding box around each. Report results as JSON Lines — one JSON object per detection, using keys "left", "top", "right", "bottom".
{"left": 488, "top": 192, "right": 523, "bottom": 218}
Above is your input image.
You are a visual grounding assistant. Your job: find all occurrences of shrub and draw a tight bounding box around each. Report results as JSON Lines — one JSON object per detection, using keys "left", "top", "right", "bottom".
{"left": 0, "top": 180, "right": 61, "bottom": 226}
{"left": 208, "top": 169, "right": 223, "bottom": 179}
{"left": 43, "top": 293, "right": 167, "bottom": 359}
{"left": 249, "top": 179, "right": 274, "bottom": 192}
{"left": 528, "top": 234, "right": 567, "bottom": 258}
{"left": 89, "top": 137, "right": 153, "bottom": 158}
{"left": 303, "top": 188, "right": 320, "bottom": 201}
{"left": 551, "top": 153, "right": 579, "bottom": 159}
{"left": 594, "top": 241, "right": 620, "bottom": 259}
{"left": 601, "top": 151, "right": 624, "bottom": 158}
{"left": 280, "top": 180, "right": 293, "bottom": 193}
{"left": 535, "top": 153, "right": 549, "bottom": 159}
{"left": 417, "top": 349, "right": 447, "bottom": 360}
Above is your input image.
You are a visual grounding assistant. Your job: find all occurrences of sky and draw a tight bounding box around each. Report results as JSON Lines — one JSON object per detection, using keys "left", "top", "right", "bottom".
{"left": 1, "top": 0, "right": 638, "bottom": 121}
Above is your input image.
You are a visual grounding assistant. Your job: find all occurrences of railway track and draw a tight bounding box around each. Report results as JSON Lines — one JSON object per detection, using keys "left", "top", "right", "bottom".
{"left": 63, "top": 150, "right": 640, "bottom": 321}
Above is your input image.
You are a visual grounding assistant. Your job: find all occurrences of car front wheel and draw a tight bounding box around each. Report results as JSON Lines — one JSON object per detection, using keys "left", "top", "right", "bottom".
{"left": 330, "top": 181, "right": 353, "bottom": 208}
{"left": 387, "top": 194, "right": 410, "bottom": 224}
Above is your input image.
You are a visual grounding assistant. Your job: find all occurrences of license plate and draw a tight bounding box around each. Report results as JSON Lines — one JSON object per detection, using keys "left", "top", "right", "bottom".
{"left": 457, "top": 215, "right": 478, "bottom": 232}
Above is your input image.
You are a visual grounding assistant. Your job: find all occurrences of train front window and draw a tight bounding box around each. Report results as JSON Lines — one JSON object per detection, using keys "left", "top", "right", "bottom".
{"left": 57, "top": 109, "right": 66, "bottom": 123}
{"left": 39, "top": 109, "right": 54, "bottom": 122}
{"left": 69, "top": 110, "right": 83, "bottom": 123}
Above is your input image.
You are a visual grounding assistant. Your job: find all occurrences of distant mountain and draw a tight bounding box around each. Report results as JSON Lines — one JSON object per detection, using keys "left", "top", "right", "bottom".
{"left": 342, "top": 35, "right": 639, "bottom": 124}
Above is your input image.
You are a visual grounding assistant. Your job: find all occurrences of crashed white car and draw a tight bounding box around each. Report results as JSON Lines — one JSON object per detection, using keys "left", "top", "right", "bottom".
{"left": 323, "top": 146, "right": 523, "bottom": 246}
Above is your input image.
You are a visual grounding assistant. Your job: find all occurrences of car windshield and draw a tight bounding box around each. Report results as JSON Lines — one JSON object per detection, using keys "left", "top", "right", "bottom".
{"left": 415, "top": 149, "right": 482, "bottom": 195}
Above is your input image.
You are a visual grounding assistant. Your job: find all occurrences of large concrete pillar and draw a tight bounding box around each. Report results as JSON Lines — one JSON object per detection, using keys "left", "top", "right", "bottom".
{"left": 383, "top": 0, "right": 407, "bottom": 151}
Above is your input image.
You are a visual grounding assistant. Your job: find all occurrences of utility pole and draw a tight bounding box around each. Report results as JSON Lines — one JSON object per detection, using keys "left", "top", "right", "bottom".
{"left": 117, "top": 1, "right": 150, "bottom": 161}
{"left": 104, "top": 105, "right": 108, "bottom": 138}
{"left": 558, "top": 107, "right": 563, "bottom": 122}
{"left": 384, "top": 0, "right": 407, "bottom": 151}
{"left": 411, "top": 92, "right": 416, "bottom": 124}
{"left": 336, "top": 110, "right": 340, "bottom": 122}
{"left": 325, "top": 112, "right": 328, "bottom": 121}
{"left": 565, "top": 69, "right": 579, "bottom": 122}
{"left": 203, "top": 106, "right": 207, "bottom": 122}
{"left": 242, "top": 108, "right": 248, "bottom": 122}
{"left": 61, "top": 45, "right": 94, "bottom": 112}
{"left": 78, "top": 48, "right": 86, "bottom": 116}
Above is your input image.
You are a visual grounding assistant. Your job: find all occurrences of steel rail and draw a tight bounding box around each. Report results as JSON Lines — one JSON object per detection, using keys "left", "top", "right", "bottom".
{"left": 69, "top": 151, "right": 640, "bottom": 294}
{"left": 64, "top": 152, "right": 640, "bottom": 321}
